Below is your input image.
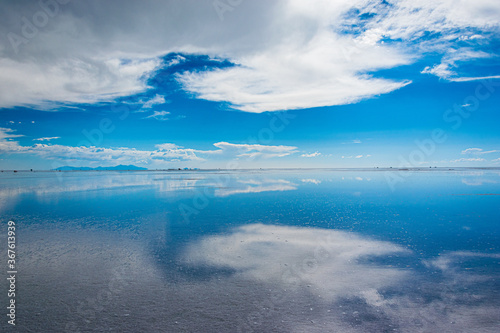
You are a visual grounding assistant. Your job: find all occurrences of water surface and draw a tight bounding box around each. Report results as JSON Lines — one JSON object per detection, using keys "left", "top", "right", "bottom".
{"left": 1, "top": 169, "right": 499, "bottom": 332}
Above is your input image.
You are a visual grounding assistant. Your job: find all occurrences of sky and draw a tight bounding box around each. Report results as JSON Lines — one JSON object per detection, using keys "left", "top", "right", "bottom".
{"left": 0, "top": 0, "right": 499, "bottom": 170}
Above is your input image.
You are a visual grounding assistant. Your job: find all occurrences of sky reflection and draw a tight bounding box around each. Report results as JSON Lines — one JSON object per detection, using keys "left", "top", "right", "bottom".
{"left": 1, "top": 169, "right": 499, "bottom": 332}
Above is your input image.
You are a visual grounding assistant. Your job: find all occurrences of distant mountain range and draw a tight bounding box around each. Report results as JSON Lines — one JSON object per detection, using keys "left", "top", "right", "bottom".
{"left": 54, "top": 165, "right": 147, "bottom": 171}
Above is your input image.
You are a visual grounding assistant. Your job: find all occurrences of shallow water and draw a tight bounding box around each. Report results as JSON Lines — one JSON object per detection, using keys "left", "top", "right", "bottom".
{"left": 1, "top": 169, "right": 500, "bottom": 332}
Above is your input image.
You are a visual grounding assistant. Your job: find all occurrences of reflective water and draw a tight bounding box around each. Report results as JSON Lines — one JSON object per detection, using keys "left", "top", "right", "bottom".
{"left": 1, "top": 169, "right": 499, "bottom": 332}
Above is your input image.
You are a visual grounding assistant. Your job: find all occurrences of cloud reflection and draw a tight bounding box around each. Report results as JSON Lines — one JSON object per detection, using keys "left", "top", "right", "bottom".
{"left": 214, "top": 179, "right": 297, "bottom": 197}
{"left": 183, "top": 223, "right": 410, "bottom": 302}
{"left": 0, "top": 173, "right": 298, "bottom": 208}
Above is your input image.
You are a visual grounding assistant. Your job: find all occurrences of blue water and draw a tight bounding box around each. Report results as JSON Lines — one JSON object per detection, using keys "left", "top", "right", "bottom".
{"left": 1, "top": 169, "right": 499, "bottom": 332}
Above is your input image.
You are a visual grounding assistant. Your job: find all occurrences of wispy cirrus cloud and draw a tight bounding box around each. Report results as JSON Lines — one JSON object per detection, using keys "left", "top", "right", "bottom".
{"left": 141, "top": 94, "right": 167, "bottom": 109}
{"left": 421, "top": 49, "right": 498, "bottom": 81}
{"left": 0, "top": 127, "right": 23, "bottom": 139}
{"left": 143, "top": 110, "right": 171, "bottom": 121}
{"left": 462, "top": 148, "right": 500, "bottom": 155}
{"left": 451, "top": 158, "right": 487, "bottom": 162}
{"left": 342, "top": 154, "right": 371, "bottom": 159}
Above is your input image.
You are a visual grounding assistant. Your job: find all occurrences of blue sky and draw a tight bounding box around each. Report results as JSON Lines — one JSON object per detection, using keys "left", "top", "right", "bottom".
{"left": 0, "top": 0, "right": 499, "bottom": 169}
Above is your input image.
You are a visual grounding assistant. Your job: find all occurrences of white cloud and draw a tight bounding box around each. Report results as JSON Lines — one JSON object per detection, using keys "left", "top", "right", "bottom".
{"left": 141, "top": 94, "right": 166, "bottom": 109}
{"left": 0, "top": 127, "right": 23, "bottom": 140}
{"left": 166, "top": 55, "right": 186, "bottom": 67}
{"left": 301, "top": 152, "right": 321, "bottom": 158}
{"left": 143, "top": 110, "right": 170, "bottom": 121}
{"left": 462, "top": 148, "right": 483, "bottom": 154}
{"left": 212, "top": 142, "right": 298, "bottom": 159}
{"left": 0, "top": 127, "right": 24, "bottom": 151}
{"left": 155, "top": 143, "right": 181, "bottom": 150}
{"left": 0, "top": 56, "right": 160, "bottom": 109}
{"left": 421, "top": 49, "right": 494, "bottom": 80}
{"left": 358, "top": 0, "right": 500, "bottom": 42}
{"left": 458, "top": 34, "right": 485, "bottom": 42}
{"left": 0, "top": 0, "right": 498, "bottom": 111}
{"left": 450, "top": 158, "right": 487, "bottom": 162}
{"left": 301, "top": 179, "right": 321, "bottom": 184}
{"left": 342, "top": 139, "right": 362, "bottom": 144}
{"left": 449, "top": 75, "right": 500, "bottom": 82}
{"left": 462, "top": 148, "right": 500, "bottom": 155}
{"left": 349, "top": 1, "right": 500, "bottom": 82}
{"left": 177, "top": 36, "right": 411, "bottom": 112}
{"left": 33, "top": 137, "right": 60, "bottom": 142}
{"left": 355, "top": 155, "right": 363, "bottom": 158}
{"left": 0, "top": 128, "right": 297, "bottom": 165}
{"left": 421, "top": 63, "right": 456, "bottom": 79}
{"left": 214, "top": 179, "right": 297, "bottom": 197}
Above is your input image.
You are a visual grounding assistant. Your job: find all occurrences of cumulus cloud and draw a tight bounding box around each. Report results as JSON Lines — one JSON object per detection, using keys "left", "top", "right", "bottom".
{"left": 155, "top": 143, "right": 181, "bottom": 150}
{"left": 33, "top": 136, "right": 60, "bottom": 141}
{"left": 212, "top": 142, "right": 298, "bottom": 159}
{"left": 0, "top": 128, "right": 297, "bottom": 165}
{"left": 0, "top": 0, "right": 498, "bottom": 111}
{"left": 301, "top": 152, "right": 321, "bottom": 158}
{"left": 177, "top": 39, "right": 411, "bottom": 112}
